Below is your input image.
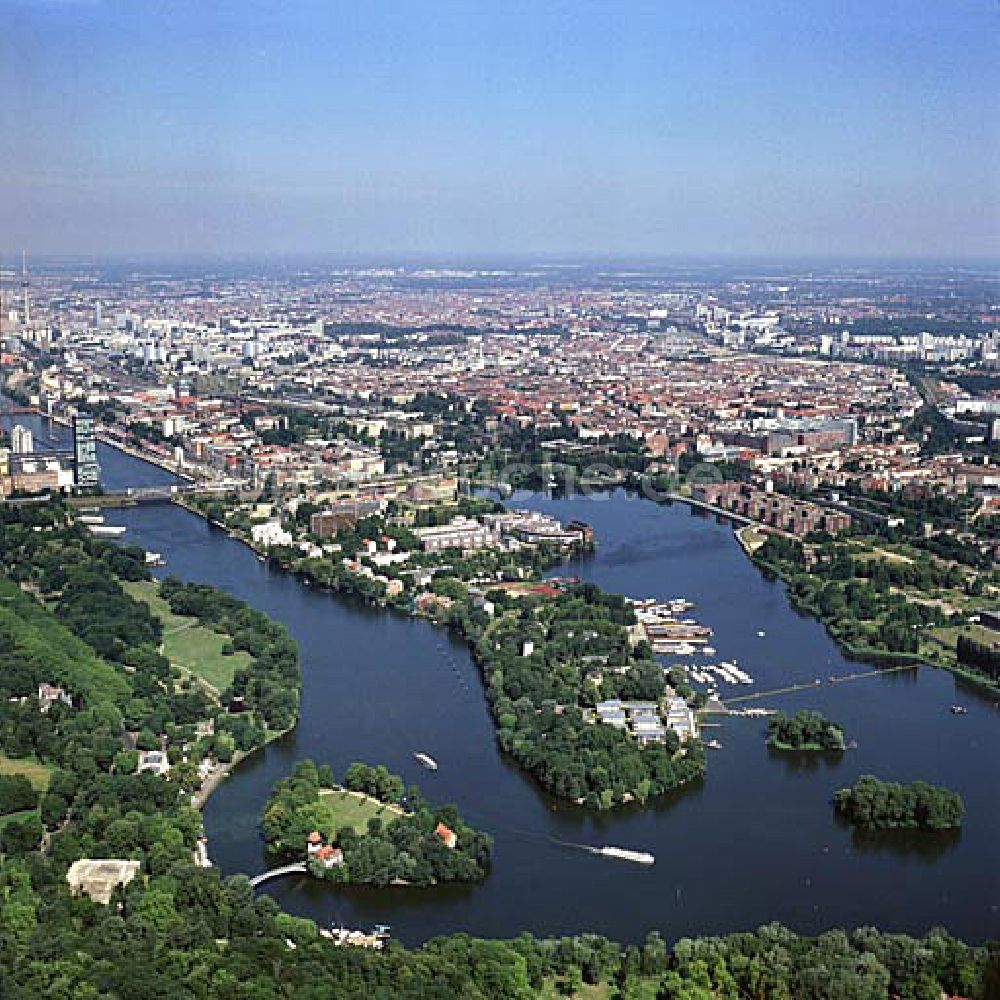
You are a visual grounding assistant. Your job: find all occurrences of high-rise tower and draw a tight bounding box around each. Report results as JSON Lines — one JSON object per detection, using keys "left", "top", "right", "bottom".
{"left": 21, "top": 250, "right": 30, "bottom": 326}
{"left": 11, "top": 424, "right": 34, "bottom": 454}
{"left": 73, "top": 413, "right": 101, "bottom": 489}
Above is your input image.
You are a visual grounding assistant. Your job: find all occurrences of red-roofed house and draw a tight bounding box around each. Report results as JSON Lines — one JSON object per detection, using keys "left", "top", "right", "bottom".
{"left": 434, "top": 822, "right": 457, "bottom": 849}
{"left": 315, "top": 844, "right": 344, "bottom": 868}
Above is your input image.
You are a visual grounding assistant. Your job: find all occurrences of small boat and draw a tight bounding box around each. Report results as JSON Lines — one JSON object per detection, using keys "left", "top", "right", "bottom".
{"left": 757, "top": 630, "right": 766, "bottom": 637}
{"left": 950, "top": 705, "right": 968, "bottom": 715}
{"left": 598, "top": 846, "right": 655, "bottom": 865}
{"left": 413, "top": 752, "right": 438, "bottom": 771}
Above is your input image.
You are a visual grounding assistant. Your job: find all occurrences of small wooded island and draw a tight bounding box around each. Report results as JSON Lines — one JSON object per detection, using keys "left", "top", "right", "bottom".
{"left": 262, "top": 760, "right": 493, "bottom": 886}
{"left": 834, "top": 775, "right": 964, "bottom": 831}
{"left": 767, "top": 710, "right": 846, "bottom": 751}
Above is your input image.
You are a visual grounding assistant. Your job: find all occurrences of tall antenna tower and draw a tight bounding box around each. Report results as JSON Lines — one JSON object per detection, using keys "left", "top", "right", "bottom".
{"left": 21, "top": 250, "right": 30, "bottom": 326}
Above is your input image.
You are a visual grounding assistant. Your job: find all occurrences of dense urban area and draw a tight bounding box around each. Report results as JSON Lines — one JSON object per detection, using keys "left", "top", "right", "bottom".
{"left": 0, "top": 258, "right": 998, "bottom": 997}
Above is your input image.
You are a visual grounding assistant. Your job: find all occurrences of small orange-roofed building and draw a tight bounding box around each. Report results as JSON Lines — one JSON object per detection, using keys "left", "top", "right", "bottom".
{"left": 434, "top": 822, "right": 457, "bottom": 849}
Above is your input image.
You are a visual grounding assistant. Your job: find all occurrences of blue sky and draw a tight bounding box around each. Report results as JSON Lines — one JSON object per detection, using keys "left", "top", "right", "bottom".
{"left": 1, "top": 0, "right": 997, "bottom": 258}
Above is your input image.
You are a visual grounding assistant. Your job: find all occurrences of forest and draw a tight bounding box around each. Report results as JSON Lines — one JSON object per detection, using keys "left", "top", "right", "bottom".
{"left": 767, "top": 710, "right": 846, "bottom": 751}
{"left": 834, "top": 775, "right": 964, "bottom": 832}
{"left": 2, "top": 854, "right": 996, "bottom": 1000}
{"left": 0, "top": 500, "right": 302, "bottom": 859}
{"left": 261, "top": 760, "right": 492, "bottom": 887}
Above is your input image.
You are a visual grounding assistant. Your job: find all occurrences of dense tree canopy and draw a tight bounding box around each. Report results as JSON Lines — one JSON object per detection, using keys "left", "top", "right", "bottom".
{"left": 834, "top": 775, "right": 964, "bottom": 832}
{"left": 768, "top": 710, "right": 846, "bottom": 751}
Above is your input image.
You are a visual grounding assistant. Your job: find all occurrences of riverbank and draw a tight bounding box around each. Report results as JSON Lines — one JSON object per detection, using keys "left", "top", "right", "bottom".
{"left": 751, "top": 550, "right": 1000, "bottom": 697}
{"left": 191, "top": 725, "right": 293, "bottom": 810}
{"left": 596, "top": 481, "right": 1000, "bottom": 697}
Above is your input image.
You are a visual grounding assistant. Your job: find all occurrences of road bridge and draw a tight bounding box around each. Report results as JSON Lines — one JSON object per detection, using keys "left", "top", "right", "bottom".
{"left": 67, "top": 485, "right": 203, "bottom": 507}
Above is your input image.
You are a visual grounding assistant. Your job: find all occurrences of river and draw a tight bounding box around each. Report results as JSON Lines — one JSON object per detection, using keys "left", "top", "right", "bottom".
{"left": 5, "top": 410, "right": 999, "bottom": 945}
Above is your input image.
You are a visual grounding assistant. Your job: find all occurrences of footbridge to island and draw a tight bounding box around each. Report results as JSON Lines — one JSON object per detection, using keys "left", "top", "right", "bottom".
{"left": 249, "top": 862, "right": 308, "bottom": 888}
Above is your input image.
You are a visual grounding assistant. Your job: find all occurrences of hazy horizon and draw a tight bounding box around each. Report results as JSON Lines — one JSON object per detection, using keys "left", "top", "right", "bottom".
{"left": 2, "top": 0, "right": 997, "bottom": 259}
{"left": 3, "top": 251, "right": 999, "bottom": 270}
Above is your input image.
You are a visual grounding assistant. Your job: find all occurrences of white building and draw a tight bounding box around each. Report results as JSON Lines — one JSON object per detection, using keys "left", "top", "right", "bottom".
{"left": 10, "top": 424, "right": 33, "bottom": 454}
{"left": 251, "top": 520, "right": 294, "bottom": 548}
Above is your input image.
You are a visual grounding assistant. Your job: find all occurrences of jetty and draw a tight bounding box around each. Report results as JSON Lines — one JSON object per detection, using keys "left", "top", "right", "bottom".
{"left": 724, "top": 663, "right": 920, "bottom": 706}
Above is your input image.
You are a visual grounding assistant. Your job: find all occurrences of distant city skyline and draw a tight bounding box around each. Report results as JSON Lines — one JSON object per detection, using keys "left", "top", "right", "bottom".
{"left": 1, "top": 0, "right": 997, "bottom": 259}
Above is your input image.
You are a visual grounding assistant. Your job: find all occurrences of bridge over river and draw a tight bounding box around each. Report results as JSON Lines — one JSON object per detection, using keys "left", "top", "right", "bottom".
{"left": 249, "top": 863, "right": 308, "bottom": 888}
{"left": 67, "top": 484, "right": 204, "bottom": 506}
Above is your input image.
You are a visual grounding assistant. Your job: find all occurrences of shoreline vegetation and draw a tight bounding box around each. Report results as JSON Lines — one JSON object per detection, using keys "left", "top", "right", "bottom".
{"left": 749, "top": 534, "right": 1000, "bottom": 697}
{"left": 263, "top": 760, "right": 492, "bottom": 887}
{"left": 0, "top": 500, "right": 302, "bottom": 818}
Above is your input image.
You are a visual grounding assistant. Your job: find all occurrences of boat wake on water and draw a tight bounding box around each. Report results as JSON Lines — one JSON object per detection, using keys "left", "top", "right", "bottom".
{"left": 494, "top": 828, "right": 654, "bottom": 865}
{"left": 546, "top": 835, "right": 655, "bottom": 866}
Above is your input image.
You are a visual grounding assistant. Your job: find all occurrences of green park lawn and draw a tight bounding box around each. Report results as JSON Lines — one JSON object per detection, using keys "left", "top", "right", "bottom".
{"left": 0, "top": 809, "right": 39, "bottom": 832}
{"left": 124, "top": 580, "right": 252, "bottom": 693}
{"left": 0, "top": 752, "right": 52, "bottom": 791}
{"left": 318, "top": 787, "right": 405, "bottom": 835}
{"left": 538, "top": 979, "right": 654, "bottom": 1000}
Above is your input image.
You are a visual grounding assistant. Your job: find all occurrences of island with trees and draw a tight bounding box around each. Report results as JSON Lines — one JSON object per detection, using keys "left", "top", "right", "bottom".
{"left": 185, "top": 494, "right": 708, "bottom": 811}
{"left": 767, "top": 710, "right": 846, "bottom": 751}
{"left": 834, "top": 775, "right": 964, "bottom": 832}
{"left": 262, "top": 760, "right": 492, "bottom": 887}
